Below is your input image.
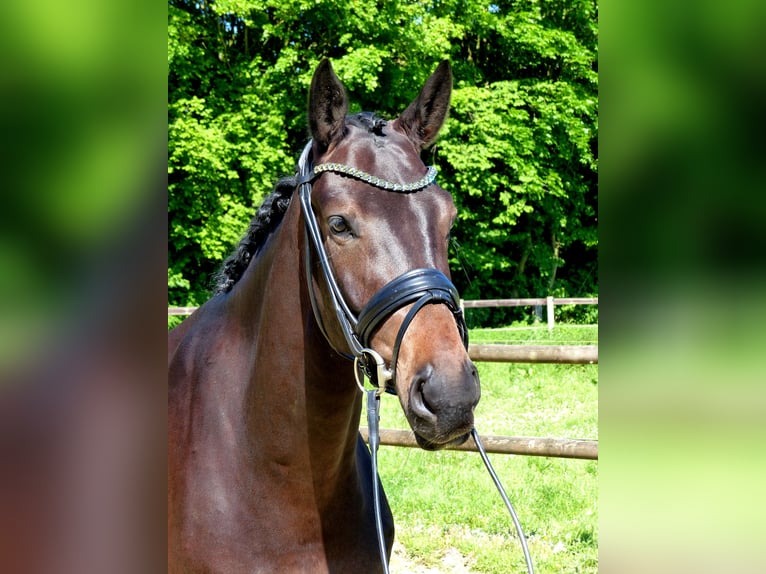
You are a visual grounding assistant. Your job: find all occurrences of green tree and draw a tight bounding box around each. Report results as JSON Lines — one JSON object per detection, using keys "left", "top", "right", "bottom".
{"left": 168, "top": 0, "right": 598, "bottom": 324}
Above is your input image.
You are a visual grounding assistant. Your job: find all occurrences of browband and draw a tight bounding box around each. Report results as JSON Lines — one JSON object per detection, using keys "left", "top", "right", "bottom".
{"left": 313, "top": 163, "right": 438, "bottom": 193}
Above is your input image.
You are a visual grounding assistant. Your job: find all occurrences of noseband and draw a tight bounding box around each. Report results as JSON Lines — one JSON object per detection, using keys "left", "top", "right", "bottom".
{"left": 296, "top": 140, "right": 468, "bottom": 394}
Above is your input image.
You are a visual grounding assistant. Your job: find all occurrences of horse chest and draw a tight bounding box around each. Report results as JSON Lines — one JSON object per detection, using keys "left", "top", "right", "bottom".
{"left": 171, "top": 447, "right": 389, "bottom": 574}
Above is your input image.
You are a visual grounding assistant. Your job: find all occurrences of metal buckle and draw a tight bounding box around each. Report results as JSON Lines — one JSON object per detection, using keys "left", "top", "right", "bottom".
{"left": 353, "top": 348, "right": 392, "bottom": 395}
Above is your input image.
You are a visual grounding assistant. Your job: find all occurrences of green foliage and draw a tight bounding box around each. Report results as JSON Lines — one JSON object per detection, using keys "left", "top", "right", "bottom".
{"left": 168, "top": 0, "right": 598, "bottom": 318}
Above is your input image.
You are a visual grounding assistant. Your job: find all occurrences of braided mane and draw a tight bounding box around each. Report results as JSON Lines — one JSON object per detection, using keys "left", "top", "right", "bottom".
{"left": 213, "top": 175, "right": 297, "bottom": 294}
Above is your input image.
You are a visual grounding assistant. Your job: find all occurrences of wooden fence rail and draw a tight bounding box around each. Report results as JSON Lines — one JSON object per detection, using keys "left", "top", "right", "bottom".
{"left": 469, "top": 344, "right": 597, "bottom": 364}
{"left": 461, "top": 295, "right": 597, "bottom": 332}
{"left": 168, "top": 306, "right": 199, "bottom": 316}
{"left": 461, "top": 297, "right": 598, "bottom": 308}
{"left": 359, "top": 428, "right": 598, "bottom": 460}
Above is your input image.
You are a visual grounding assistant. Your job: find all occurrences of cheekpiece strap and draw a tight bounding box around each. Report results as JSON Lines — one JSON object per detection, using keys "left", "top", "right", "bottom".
{"left": 313, "top": 163, "right": 437, "bottom": 193}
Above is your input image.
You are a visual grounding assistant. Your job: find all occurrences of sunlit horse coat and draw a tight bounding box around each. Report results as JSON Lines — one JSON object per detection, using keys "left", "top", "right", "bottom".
{"left": 168, "top": 59, "right": 480, "bottom": 574}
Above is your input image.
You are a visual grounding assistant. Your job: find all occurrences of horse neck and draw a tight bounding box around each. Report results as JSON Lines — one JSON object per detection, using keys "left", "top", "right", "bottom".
{"left": 228, "top": 196, "right": 362, "bottom": 498}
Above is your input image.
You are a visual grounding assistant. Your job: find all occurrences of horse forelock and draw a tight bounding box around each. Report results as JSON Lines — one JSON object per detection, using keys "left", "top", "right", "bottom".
{"left": 347, "top": 111, "right": 387, "bottom": 135}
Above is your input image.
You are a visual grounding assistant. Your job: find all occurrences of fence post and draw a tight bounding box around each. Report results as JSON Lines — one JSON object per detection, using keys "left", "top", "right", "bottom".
{"left": 546, "top": 296, "right": 555, "bottom": 332}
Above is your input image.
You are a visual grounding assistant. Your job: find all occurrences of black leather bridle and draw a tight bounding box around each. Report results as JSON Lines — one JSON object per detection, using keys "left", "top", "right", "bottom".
{"left": 296, "top": 140, "right": 469, "bottom": 395}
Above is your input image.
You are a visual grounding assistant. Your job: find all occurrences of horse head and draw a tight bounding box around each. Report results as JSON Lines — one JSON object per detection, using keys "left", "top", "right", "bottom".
{"left": 304, "top": 59, "right": 481, "bottom": 450}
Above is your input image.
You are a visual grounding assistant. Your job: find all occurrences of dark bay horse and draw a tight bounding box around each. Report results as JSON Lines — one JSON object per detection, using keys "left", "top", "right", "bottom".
{"left": 168, "top": 59, "right": 480, "bottom": 573}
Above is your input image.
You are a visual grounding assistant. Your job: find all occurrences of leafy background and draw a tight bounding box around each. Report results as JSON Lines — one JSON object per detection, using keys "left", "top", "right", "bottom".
{"left": 168, "top": 0, "right": 598, "bottom": 326}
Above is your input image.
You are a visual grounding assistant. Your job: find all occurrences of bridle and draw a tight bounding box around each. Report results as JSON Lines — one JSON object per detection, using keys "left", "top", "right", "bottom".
{"left": 296, "top": 140, "right": 468, "bottom": 395}
{"left": 295, "top": 140, "right": 534, "bottom": 574}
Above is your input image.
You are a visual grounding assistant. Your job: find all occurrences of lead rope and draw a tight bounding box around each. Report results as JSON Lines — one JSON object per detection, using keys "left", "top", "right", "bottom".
{"left": 366, "top": 389, "right": 390, "bottom": 574}
{"left": 472, "top": 428, "right": 535, "bottom": 574}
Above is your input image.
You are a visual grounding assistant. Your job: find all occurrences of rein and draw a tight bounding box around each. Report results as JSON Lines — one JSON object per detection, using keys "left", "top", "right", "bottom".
{"left": 296, "top": 140, "right": 534, "bottom": 574}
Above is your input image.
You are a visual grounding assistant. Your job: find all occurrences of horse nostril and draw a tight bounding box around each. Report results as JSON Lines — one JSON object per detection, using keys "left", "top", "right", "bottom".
{"left": 469, "top": 364, "right": 481, "bottom": 408}
{"left": 419, "top": 383, "right": 437, "bottom": 414}
{"left": 409, "top": 365, "right": 437, "bottom": 421}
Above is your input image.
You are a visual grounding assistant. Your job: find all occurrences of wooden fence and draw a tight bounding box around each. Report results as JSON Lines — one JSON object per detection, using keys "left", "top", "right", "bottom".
{"left": 168, "top": 297, "right": 598, "bottom": 459}
{"left": 468, "top": 344, "right": 597, "bottom": 364}
{"left": 461, "top": 295, "right": 598, "bottom": 332}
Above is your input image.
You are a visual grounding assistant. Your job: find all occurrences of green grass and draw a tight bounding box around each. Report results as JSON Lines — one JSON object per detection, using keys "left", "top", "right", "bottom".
{"left": 374, "top": 324, "right": 598, "bottom": 573}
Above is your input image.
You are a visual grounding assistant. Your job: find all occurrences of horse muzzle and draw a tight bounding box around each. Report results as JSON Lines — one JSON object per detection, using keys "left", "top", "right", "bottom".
{"left": 405, "top": 355, "right": 480, "bottom": 450}
{"left": 355, "top": 268, "right": 480, "bottom": 449}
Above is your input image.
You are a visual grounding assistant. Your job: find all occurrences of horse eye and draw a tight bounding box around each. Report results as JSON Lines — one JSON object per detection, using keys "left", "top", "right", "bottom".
{"left": 328, "top": 216, "right": 351, "bottom": 235}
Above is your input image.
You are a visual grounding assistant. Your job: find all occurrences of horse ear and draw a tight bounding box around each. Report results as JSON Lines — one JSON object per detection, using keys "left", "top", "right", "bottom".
{"left": 308, "top": 59, "right": 348, "bottom": 151}
{"left": 396, "top": 60, "right": 452, "bottom": 149}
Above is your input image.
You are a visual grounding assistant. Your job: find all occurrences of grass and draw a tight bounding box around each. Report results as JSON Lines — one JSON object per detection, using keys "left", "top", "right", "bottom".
{"left": 373, "top": 323, "right": 598, "bottom": 573}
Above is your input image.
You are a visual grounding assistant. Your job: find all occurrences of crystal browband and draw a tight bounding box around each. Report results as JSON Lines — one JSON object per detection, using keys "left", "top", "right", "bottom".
{"left": 313, "top": 163, "right": 437, "bottom": 192}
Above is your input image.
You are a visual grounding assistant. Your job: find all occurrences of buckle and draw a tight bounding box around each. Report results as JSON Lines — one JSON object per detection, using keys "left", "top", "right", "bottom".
{"left": 354, "top": 349, "right": 393, "bottom": 395}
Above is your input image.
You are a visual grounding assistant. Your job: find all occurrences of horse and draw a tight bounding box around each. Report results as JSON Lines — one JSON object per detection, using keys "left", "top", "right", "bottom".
{"left": 168, "top": 59, "right": 481, "bottom": 573}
